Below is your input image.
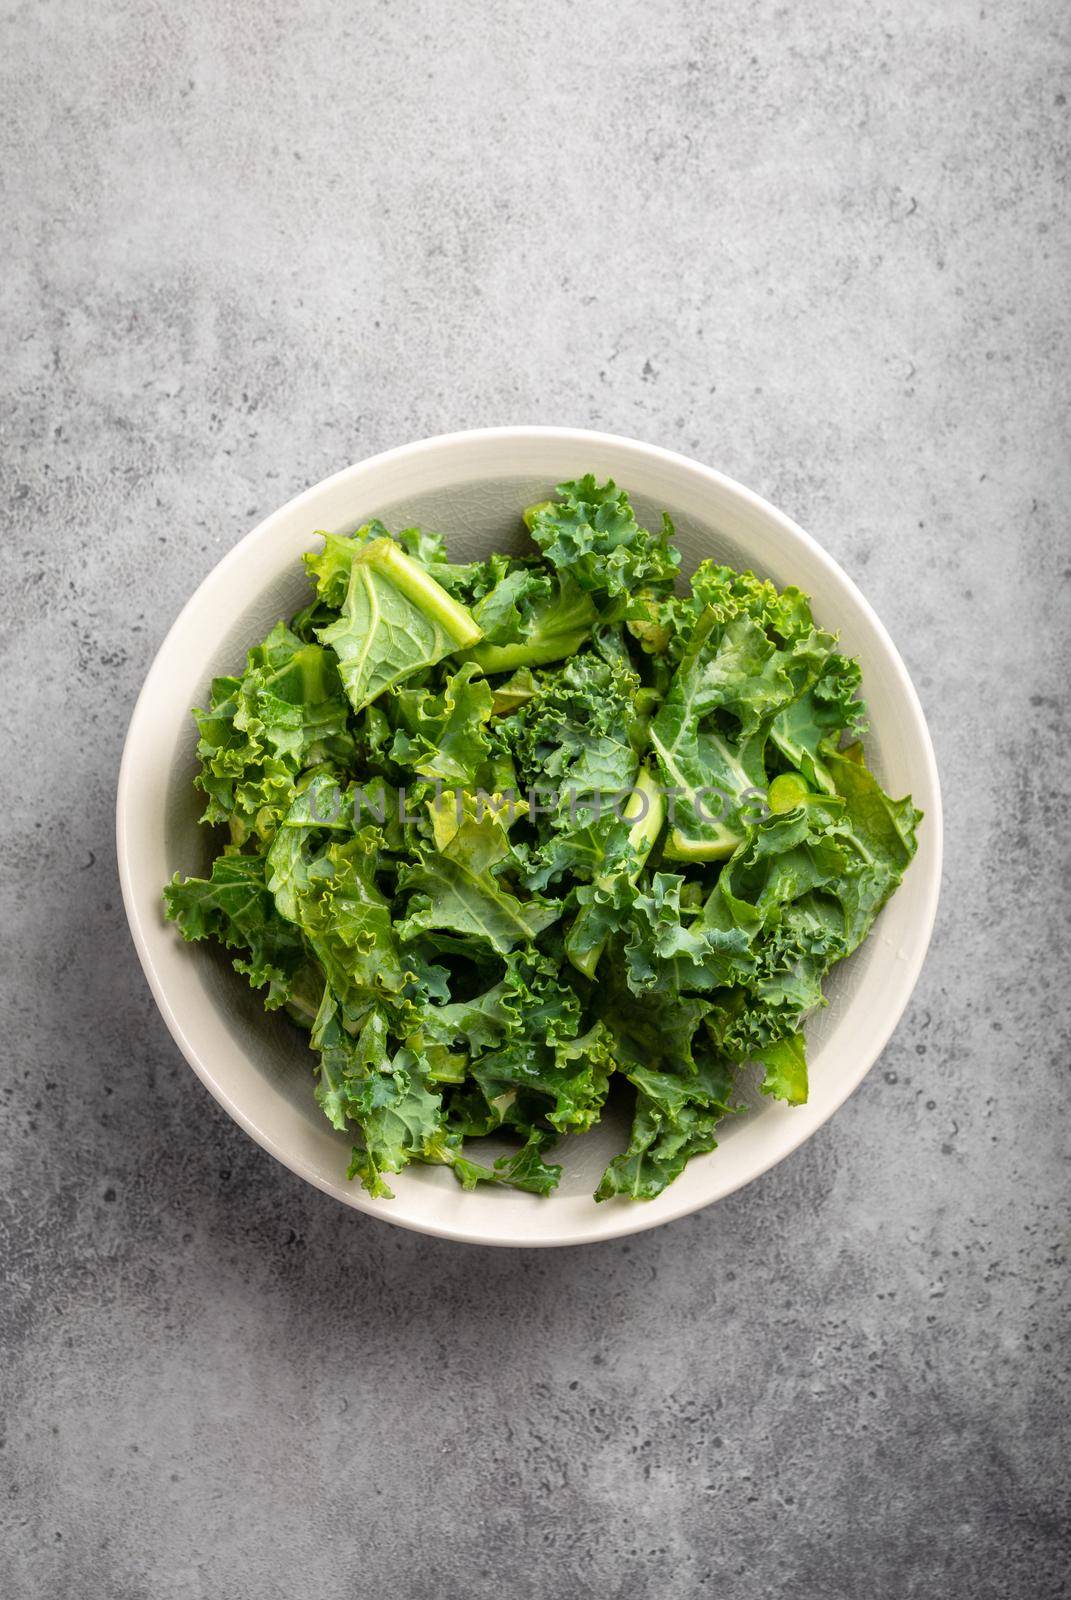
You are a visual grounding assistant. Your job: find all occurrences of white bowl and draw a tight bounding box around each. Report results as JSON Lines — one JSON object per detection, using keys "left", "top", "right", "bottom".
{"left": 117, "top": 427, "right": 942, "bottom": 1247}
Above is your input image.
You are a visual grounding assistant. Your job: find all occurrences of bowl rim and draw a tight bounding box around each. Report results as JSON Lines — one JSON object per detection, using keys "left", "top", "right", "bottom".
{"left": 116, "top": 425, "right": 943, "bottom": 1246}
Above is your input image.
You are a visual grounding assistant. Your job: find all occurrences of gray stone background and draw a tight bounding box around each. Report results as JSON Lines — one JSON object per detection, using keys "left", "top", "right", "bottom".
{"left": 2, "top": 0, "right": 1068, "bottom": 1595}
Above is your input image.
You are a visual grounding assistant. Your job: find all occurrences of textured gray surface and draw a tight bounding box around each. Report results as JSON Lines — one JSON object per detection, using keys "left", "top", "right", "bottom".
{"left": 2, "top": 1, "right": 1069, "bottom": 1595}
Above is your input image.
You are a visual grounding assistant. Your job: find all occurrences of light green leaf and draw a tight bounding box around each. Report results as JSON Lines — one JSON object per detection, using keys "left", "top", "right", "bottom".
{"left": 318, "top": 537, "right": 482, "bottom": 713}
{"left": 397, "top": 796, "right": 562, "bottom": 955}
{"left": 390, "top": 662, "right": 494, "bottom": 786}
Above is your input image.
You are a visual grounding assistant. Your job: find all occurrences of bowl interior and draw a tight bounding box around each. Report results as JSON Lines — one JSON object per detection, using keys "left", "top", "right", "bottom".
{"left": 121, "top": 432, "right": 941, "bottom": 1245}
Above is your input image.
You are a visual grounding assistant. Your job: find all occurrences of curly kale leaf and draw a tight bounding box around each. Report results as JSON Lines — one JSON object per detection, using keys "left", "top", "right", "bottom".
{"left": 192, "top": 622, "right": 355, "bottom": 843}
{"left": 468, "top": 573, "right": 598, "bottom": 675}
{"left": 396, "top": 795, "right": 562, "bottom": 955}
{"left": 527, "top": 475, "right": 680, "bottom": 600}
{"left": 164, "top": 847, "right": 319, "bottom": 1019}
{"left": 389, "top": 662, "right": 495, "bottom": 787}
{"left": 650, "top": 606, "right": 843, "bottom": 860}
{"left": 510, "top": 653, "right": 645, "bottom": 891}
{"left": 595, "top": 1062, "right": 738, "bottom": 1201}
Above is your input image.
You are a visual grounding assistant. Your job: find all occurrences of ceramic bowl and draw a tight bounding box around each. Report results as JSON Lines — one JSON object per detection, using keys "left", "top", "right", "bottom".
{"left": 117, "top": 427, "right": 942, "bottom": 1246}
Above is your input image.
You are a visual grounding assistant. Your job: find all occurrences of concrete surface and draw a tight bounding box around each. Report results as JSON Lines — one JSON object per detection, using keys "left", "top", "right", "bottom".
{"left": 2, "top": 1, "right": 1069, "bottom": 1595}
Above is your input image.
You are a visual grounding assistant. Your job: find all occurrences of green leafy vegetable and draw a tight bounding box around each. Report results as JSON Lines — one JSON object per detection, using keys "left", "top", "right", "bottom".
{"left": 165, "top": 476, "right": 920, "bottom": 1202}
{"left": 469, "top": 574, "right": 597, "bottom": 674}
{"left": 527, "top": 474, "right": 680, "bottom": 600}
{"left": 318, "top": 538, "right": 482, "bottom": 713}
{"left": 396, "top": 794, "right": 562, "bottom": 956}
{"left": 389, "top": 663, "right": 494, "bottom": 787}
